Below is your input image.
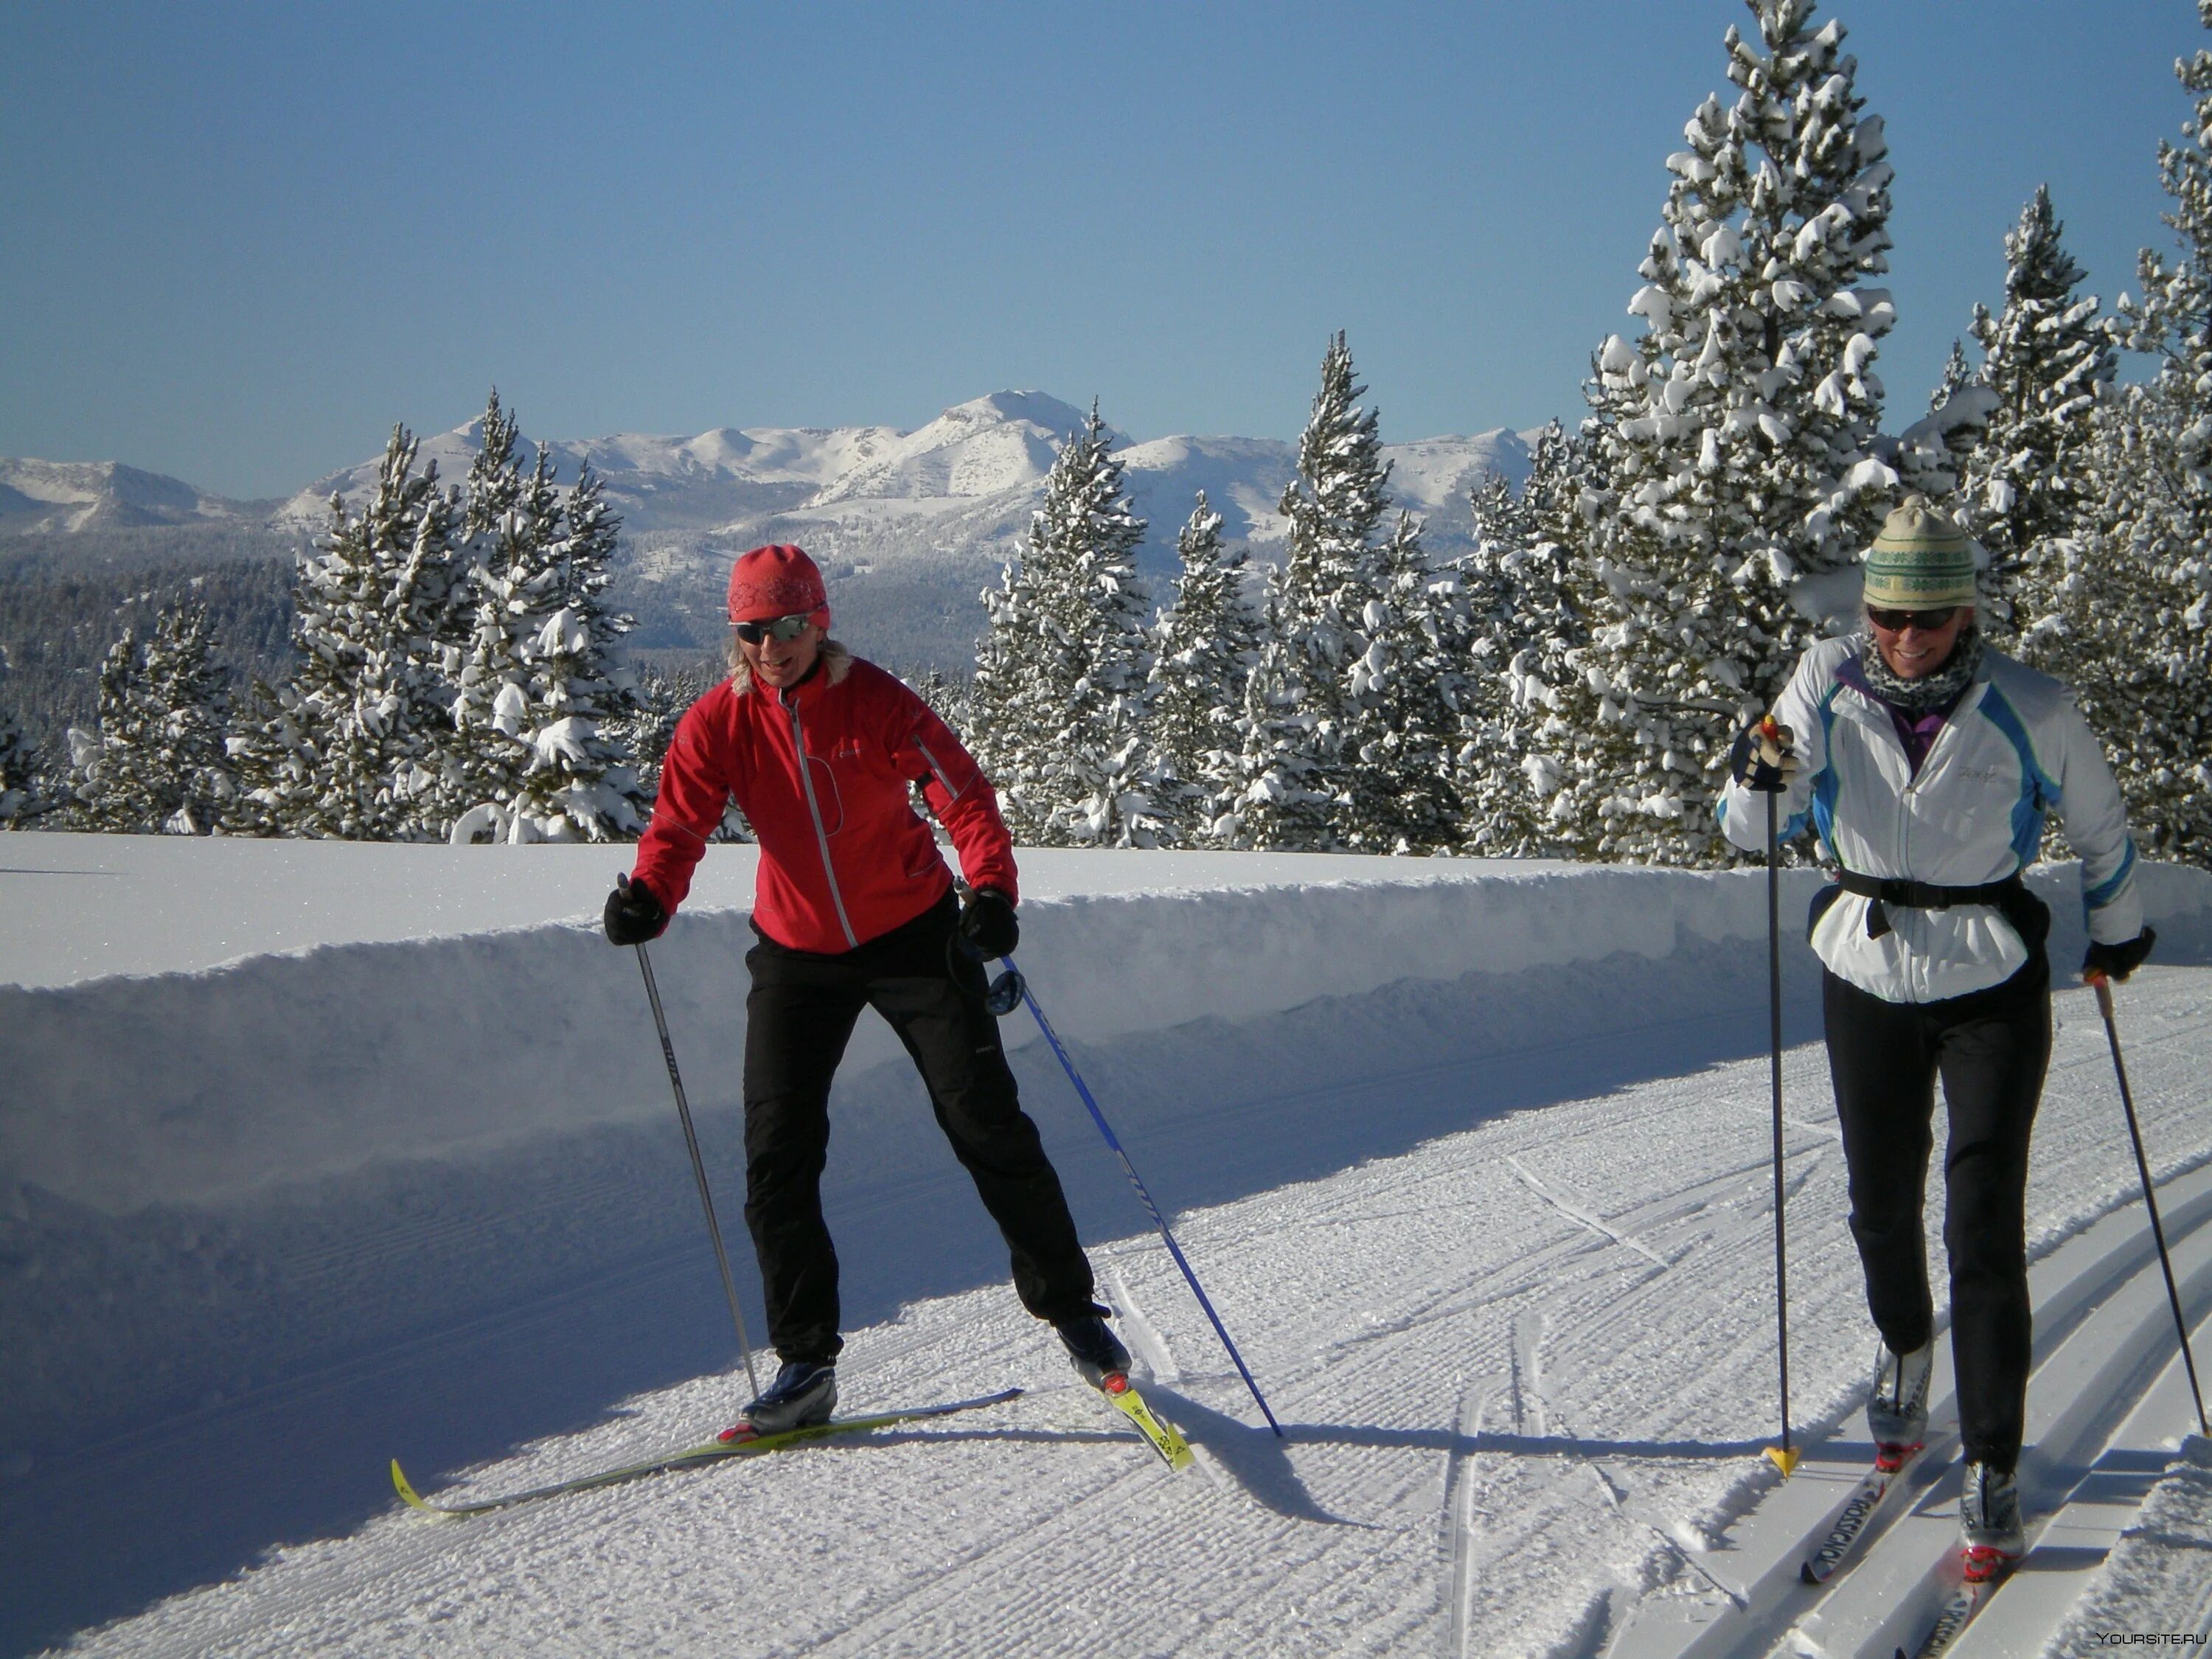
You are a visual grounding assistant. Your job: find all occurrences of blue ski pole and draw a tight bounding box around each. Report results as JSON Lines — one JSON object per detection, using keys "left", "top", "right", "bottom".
{"left": 1003, "top": 953, "right": 1284, "bottom": 1437}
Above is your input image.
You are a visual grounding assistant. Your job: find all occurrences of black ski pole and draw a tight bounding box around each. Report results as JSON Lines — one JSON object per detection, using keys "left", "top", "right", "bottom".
{"left": 2090, "top": 971, "right": 2208, "bottom": 1436}
{"left": 1004, "top": 953, "right": 1284, "bottom": 1437}
{"left": 1764, "top": 754, "right": 1798, "bottom": 1475}
{"left": 622, "top": 875, "right": 760, "bottom": 1400}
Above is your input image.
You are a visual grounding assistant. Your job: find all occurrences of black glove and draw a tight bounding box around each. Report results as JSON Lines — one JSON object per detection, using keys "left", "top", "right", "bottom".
{"left": 603, "top": 876, "right": 667, "bottom": 946}
{"left": 959, "top": 886, "right": 1018, "bottom": 959}
{"left": 2083, "top": 927, "right": 2155, "bottom": 984}
{"left": 1728, "top": 720, "right": 1798, "bottom": 793}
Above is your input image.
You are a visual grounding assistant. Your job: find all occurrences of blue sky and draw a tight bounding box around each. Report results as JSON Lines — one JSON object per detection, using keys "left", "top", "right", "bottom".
{"left": 2, "top": 1, "right": 2203, "bottom": 499}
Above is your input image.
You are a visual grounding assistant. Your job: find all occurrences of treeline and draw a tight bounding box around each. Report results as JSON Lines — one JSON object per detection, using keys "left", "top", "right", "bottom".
{"left": 953, "top": 0, "right": 2211, "bottom": 870}
{"left": 0, "top": 561, "right": 295, "bottom": 751}
{"left": 7, "top": 0, "right": 2208, "bottom": 869}
{"left": 1, "top": 392, "right": 712, "bottom": 841}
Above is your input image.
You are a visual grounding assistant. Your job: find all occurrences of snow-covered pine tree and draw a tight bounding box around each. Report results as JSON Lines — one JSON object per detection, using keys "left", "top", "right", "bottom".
{"left": 1964, "top": 186, "right": 2115, "bottom": 633}
{"left": 459, "top": 387, "right": 525, "bottom": 544}
{"left": 1334, "top": 510, "right": 1470, "bottom": 852}
{"left": 1457, "top": 445, "right": 1588, "bottom": 855}
{"left": 442, "top": 389, "right": 648, "bottom": 844}
{"left": 1556, "top": 0, "right": 1898, "bottom": 865}
{"left": 69, "top": 601, "right": 234, "bottom": 833}
{"left": 1227, "top": 332, "right": 1394, "bottom": 850}
{"left": 621, "top": 661, "right": 705, "bottom": 806}
{"left": 240, "top": 426, "right": 467, "bottom": 838}
{"left": 494, "top": 457, "right": 647, "bottom": 840}
{"left": 2023, "top": 7, "right": 2212, "bottom": 866}
{"left": 1145, "top": 493, "right": 1263, "bottom": 844}
{"left": 1930, "top": 339, "right": 1973, "bottom": 414}
{"left": 969, "top": 403, "right": 1158, "bottom": 846}
{"left": 443, "top": 392, "right": 551, "bottom": 836}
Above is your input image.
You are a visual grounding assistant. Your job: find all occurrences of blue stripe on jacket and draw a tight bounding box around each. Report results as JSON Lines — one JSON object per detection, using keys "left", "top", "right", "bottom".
{"left": 1975, "top": 683, "right": 2059, "bottom": 871}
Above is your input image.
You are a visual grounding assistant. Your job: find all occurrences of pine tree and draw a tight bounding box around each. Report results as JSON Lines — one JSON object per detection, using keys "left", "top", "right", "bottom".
{"left": 970, "top": 403, "right": 1158, "bottom": 846}
{"left": 2020, "top": 387, "right": 2212, "bottom": 866}
{"left": 1557, "top": 0, "right": 1897, "bottom": 864}
{"left": 1227, "top": 332, "right": 1394, "bottom": 849}
{"left": 495, "top": 458, "right": 647, "bottom": 840}
{"left": 443, "top": 393, "right": 555, "bottom": 836}
{"left": 1965, "top": 187, "right": 2115, "bottom": 633}
{"left": 1145, "top": 493, "right": 1263, "bottom": 844}
{"left": 422, "top": 392, "right": 649, "bottom": 844}
{"left": 239, "top": 425, "right": 467, "bottom": 838}
{"left": 620, "top": 661, "right": 708, "bottom": 806}
{"left": 69, "top": 601, "right": 233, "bottom": 832}
{"left": 1458, "top": 440, "right": 1588, "bottom": 855}
{"left": 1930, "top": 338, "right": 1973, "bottom": 414}
{"left": 1334, "top": 511, "right": 1470, "bottom": 852}
{"left": 460, "top": 387, "right": 525, "bottom": 544}
{"left": 2023, "top": 7, "right": 2212, "bottom": 867}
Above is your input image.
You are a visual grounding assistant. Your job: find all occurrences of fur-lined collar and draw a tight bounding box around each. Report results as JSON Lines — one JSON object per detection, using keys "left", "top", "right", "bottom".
{"left": 729, "top": 638, "right": 854, "bottom": 697}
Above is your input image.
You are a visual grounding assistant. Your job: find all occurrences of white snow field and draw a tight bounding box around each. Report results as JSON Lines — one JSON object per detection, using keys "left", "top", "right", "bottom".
{"left": 4, "top": 835, "right": 2211, "bottom": 1658}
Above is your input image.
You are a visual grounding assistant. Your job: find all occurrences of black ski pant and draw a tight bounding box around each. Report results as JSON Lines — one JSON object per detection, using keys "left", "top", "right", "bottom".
{"left": 1823, "top": 951, "right": 2052, "bottom": 1472}
{"left": 740, "top": 890, "right": 1099, "bottom": 1365}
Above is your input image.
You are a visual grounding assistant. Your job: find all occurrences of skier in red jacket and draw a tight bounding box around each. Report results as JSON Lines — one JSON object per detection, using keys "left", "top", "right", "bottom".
{"left": 605, "top": 545, "right": 1128, "bottom": 1431}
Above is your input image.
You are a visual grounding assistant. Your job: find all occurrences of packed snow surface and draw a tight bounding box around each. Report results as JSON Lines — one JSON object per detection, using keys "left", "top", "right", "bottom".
{"left": 3, "top": 838, "right": 2209, "bottom": 1658}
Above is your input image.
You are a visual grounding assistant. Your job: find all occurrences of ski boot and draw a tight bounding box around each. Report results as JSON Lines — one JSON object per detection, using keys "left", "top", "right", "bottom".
{"left": 1056, "top": 1314, "right": 1133, "bottom": 1391}
{"left": 1959, "top": 1460, "right": 2025, "bottom": 1581}
{"left": 723, "top": 1359, "right": 837, "bottom": 1441}
{"left": 1867, "top": 1339, "right": 1933, "bottom": 1471}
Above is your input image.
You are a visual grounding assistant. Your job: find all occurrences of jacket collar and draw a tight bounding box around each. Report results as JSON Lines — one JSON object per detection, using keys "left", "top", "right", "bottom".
{"left": 731, "top": 639, "right": 854, "bottom": 700}
{"left": 1834, "top": 644, "right": 1992, "bottom": 733}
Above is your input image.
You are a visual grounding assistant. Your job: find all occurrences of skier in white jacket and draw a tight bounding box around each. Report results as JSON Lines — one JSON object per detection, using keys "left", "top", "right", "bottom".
{"left": 1717, "top": 495, "right": 2154, "bottom": 1579}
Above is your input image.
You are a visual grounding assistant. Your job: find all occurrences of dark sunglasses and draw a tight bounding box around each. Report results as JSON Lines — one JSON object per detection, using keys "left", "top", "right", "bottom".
{"left": 733, "top": 612, "right": 816, "bottom": 644}
{"left": 1866, "top": 605, "right": 1961, "bottom": 633}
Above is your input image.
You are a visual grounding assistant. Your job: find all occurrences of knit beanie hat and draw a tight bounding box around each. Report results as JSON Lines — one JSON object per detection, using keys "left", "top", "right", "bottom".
{"left": 727, "top": 544, "right": 829, "bottom": 623}
{"left": 1863, "top": 495, "right": 1978, "bottom": 609}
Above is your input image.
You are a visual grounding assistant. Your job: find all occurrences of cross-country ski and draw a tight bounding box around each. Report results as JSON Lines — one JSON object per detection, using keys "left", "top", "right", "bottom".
{"left": 1798, "top": 1439, "right": 1930, "bottom": 1586}
{"left": 391, "top": 1389, "right": 1024, "bottom": 1518}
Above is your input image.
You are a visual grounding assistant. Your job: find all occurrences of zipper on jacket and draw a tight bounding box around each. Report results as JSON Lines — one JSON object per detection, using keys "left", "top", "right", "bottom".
{"left": 785, "top": 689, "right": 859, "bottom": 948}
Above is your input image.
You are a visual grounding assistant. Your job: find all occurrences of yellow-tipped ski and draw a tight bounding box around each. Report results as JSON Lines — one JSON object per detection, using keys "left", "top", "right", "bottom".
{"left": 391, "top": 1458, "right": 437, "bottom": 1512}
{"left": 1103, "top": 1377, "right": 1194, "bottom": 1470}
{"left": 1766, "top": 1444, "right": 1801, "bottom": 1477}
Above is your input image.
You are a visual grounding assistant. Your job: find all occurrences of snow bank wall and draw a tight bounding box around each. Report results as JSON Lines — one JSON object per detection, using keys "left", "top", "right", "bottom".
{"left": 7, "top": 860, "right": 2208, "bottom": 1217}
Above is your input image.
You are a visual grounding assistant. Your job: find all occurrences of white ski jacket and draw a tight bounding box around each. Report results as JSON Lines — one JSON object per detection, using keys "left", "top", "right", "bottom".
{"left": 1718, "top": 636, "right": 2143, "bottom": 1004}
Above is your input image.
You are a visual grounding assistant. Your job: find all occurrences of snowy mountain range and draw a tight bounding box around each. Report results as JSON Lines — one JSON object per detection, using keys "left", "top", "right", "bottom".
{"left": 3, "top": 393, "right": 1544, "bottom": 667}
{"left": 0, "top": 459, "right": 274, "bottom": 535}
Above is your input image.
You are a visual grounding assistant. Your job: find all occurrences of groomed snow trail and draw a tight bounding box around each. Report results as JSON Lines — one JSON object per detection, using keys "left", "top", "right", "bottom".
{"left": 54, "top": 967, "right": 2209, "bottom": 1659}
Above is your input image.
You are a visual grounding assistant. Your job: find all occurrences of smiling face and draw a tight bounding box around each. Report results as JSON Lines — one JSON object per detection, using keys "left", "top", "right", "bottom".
{"left": 1868, "top": 604, "right": 1971, "bottom": 680}
{"left": 737, "top": 619, "right": 825, "bottom": 689}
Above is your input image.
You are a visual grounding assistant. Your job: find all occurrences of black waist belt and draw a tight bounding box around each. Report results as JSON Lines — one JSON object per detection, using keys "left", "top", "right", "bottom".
{"left": 1833, "top": 869, "right": 2032, "bottom": 941}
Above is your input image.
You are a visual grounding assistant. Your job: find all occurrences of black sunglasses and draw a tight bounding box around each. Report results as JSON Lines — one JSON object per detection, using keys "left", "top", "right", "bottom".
{"left": 734, "top": 612, "right": 817, "bottom": 644}
{"left": 1866, "top": 605, "right": 1961, "bottom": 633}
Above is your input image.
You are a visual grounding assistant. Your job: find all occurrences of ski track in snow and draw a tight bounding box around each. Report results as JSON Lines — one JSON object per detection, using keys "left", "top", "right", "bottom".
{"left": 23, "top": 964, "right": 2203, "bottom": 1659}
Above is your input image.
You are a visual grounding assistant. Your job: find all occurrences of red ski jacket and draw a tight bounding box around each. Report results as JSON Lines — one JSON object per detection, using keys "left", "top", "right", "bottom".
{"left": 630, "top": 644, "right": 1018, "bottom": 953}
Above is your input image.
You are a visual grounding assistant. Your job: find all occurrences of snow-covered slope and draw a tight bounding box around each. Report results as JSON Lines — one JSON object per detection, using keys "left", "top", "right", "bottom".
{"left": 0, "top": 459, "right": 264, "bottom": 534}
{"left": 4, "top": 839, "right": 2211, "bottom": 1656}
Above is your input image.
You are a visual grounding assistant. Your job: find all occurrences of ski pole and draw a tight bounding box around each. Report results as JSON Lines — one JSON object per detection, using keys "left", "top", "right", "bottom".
{"left": 2090, "top": 971, "right": 2208, "bottom": 1436}
{"left": 1004, "top": 953, "right": 1284, "bottom": 1437}
{"left": 622, "top": 876, "right": 760, "bottom": 1400}
{"left": 1764, "top": 767, "right": 1798, "bottom": 1475}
